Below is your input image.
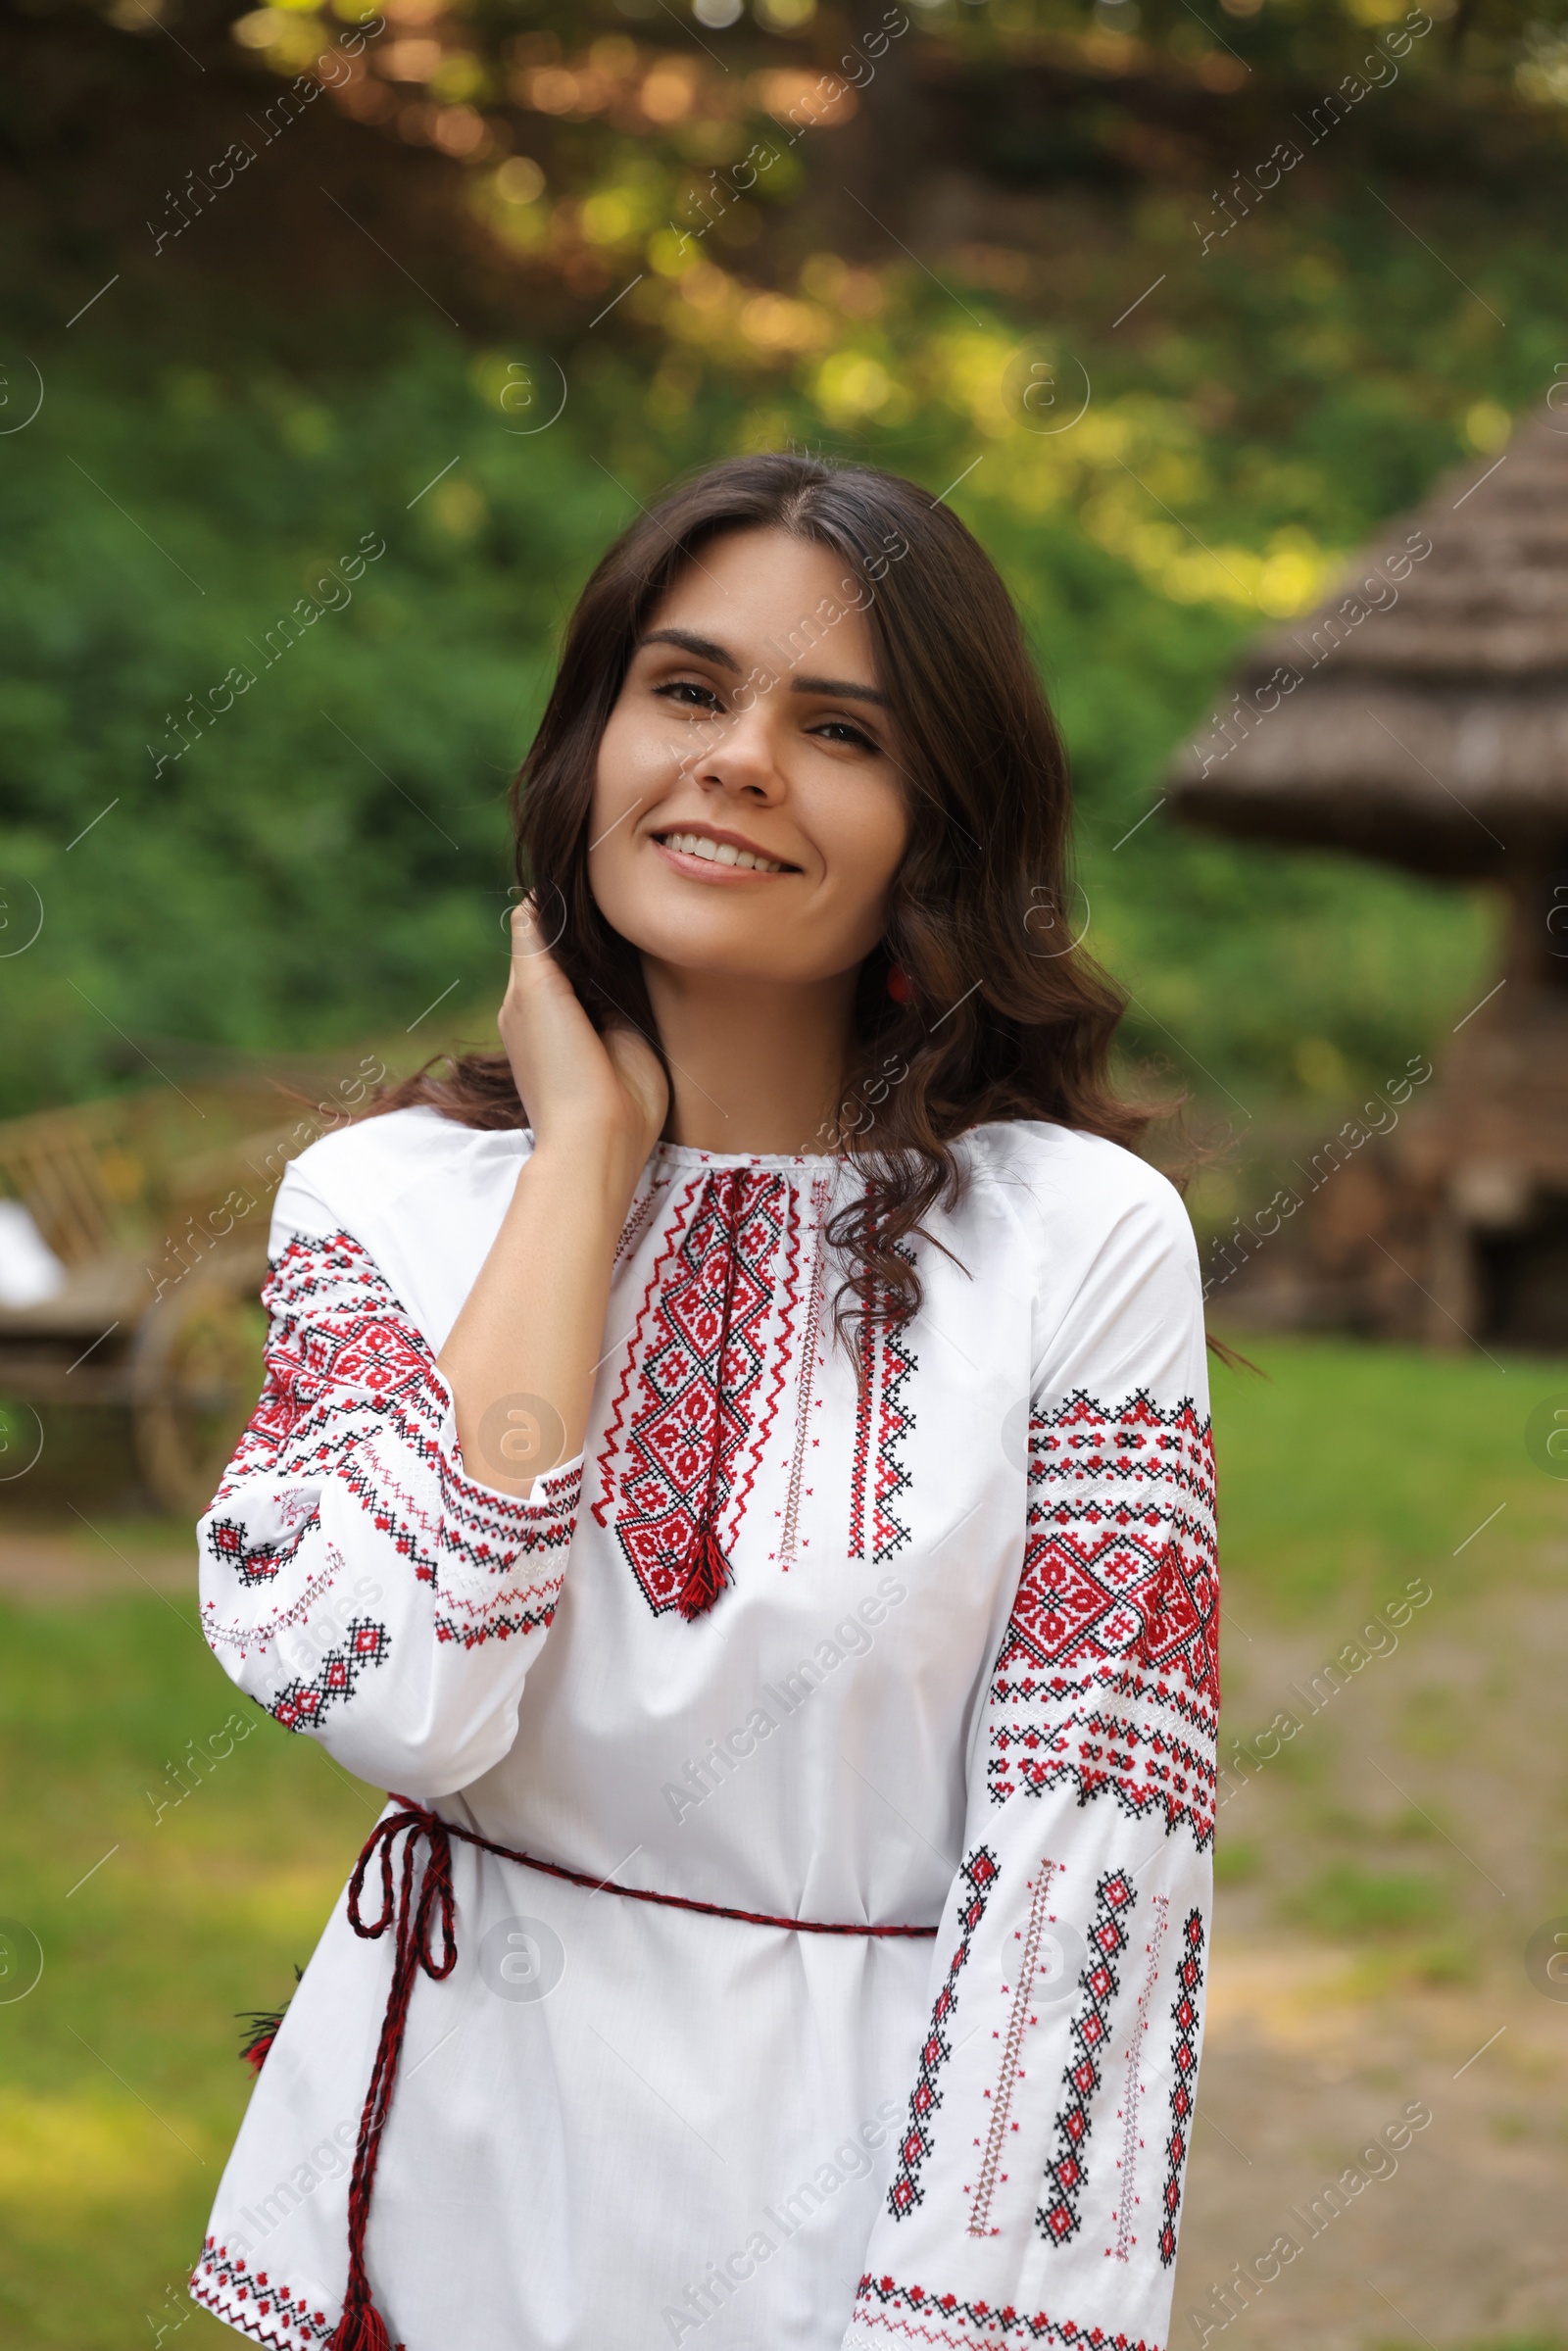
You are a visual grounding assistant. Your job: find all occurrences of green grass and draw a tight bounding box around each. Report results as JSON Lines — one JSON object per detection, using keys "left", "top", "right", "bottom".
{"left": 1212, "top": 1837, "right": 1261, "bottom": 1886}
{"left": 1, "top": 1332, "right": 1564, "bottom": 2345}
{"left": 1207, "top": 1336, "right": 1567, "bottom": 1995}
{"left": 0, "top": 1586, "right": 376, "bottom": 2348}
{"left": 1207, "top": 1335, "right": 1568, "bottom": 1619}
{"left": 1286, "top": 1862, "right": 1447, "bottom": 1939}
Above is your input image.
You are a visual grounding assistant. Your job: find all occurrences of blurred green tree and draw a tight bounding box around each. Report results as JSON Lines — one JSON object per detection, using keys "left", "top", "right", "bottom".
{"left": 0, "top": 0, "right": 1549, "bottom": 1126}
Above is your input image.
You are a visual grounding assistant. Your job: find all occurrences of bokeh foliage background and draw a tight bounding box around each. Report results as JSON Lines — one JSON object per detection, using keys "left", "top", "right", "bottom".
{"left": 8, "top": 0, "right": 1568, "bottom": 1151}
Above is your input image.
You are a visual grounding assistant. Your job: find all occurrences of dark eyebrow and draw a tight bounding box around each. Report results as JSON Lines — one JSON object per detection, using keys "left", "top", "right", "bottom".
{"left": 637, "top": 627, "right": 741, "bottom": 673}
{"left": 790, "top": 673, "right": 891, "bottom": 710}
{"left": 639, "top": 630, "right": 890, "bottom": 712}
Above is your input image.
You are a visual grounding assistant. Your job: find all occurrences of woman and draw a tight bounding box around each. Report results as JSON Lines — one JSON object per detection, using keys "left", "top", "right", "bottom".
{"left": 192, "top": 453, "right": 1218, "bottom": 2351}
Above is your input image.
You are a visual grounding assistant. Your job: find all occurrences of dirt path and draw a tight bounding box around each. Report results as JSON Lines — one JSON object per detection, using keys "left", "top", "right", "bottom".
{"left": 1172, "top": 1574, "right": 1568, "bottom": 2349}
{"left": 0, "top": 1521, "right": 195, "bottom": 1604}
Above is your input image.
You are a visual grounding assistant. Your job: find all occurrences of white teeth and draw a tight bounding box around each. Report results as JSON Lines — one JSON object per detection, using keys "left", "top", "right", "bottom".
{"left": 660, "top": 831, "right": 786, "bottom": 873}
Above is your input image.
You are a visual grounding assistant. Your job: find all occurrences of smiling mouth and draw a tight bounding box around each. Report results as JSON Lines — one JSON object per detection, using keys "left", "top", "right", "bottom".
{"left": 653, "top": 829, "right": 797, "bottom": 875}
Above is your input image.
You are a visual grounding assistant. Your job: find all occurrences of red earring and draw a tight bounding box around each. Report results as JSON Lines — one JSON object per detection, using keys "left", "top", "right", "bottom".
{"left": 886, "top": 963, "right": 911, "bottom": 1004}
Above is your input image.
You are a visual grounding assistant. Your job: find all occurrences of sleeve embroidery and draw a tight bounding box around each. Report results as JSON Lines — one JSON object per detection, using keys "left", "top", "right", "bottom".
{"left": 966, "top": 1859, "right": 1060, "bottom": 2240}
{"left": 1110, "top": 1892, "right": 1169, "bottom": 2264}
{"left": 1038, "top": 1869, "right": 1135, "bottom": 2248}
{"left": 207, "top": 1504, "right": 313, "bottom": 1589}
{"left": 1158, "top": 1910, "right": 1206, "bottom": 2267}
{"left": 270, "top": 1615, "right": 392, "bottom": 1733}
{"left": 988, "top": 1391, "right": 1218, "bottom": 1846}
{"left": 847, "top": 1374, "right": 1216, "bottom": 2351}
{"left": 887, "top": 1848, "right": 1000, "bottom": 2222}
{"left": 202, "top": 1230, "right": 578, "bottom": 1666}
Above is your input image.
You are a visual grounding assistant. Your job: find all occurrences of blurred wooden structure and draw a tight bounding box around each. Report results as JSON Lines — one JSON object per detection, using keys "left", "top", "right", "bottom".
{"left": 0, "top": 1065, "right": 360, "bottom": 1513}
{"left": 1166, "top": 409, "right": 1568, "bottom": 1347}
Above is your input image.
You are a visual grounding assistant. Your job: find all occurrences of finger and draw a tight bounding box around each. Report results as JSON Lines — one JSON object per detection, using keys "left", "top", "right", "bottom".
{"left": 507, "top": 899, "right": 571, "bottom": 996}
{"left": 510, "top": 896, "right": 558, "bottom": 954}
{"left": 510, "top": 889, "right": 569, "bottom": 963}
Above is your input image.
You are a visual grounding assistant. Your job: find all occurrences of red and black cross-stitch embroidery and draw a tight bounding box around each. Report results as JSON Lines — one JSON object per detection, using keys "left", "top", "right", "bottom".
{"left": 203, "top": 1230, "right": 576, "bottom": 1659}
{"left": 612, "top": 1174, "right": 669, "bottom": 1267}
{"left": 270, "top": 1614, "right": 391, "bottom": 1734}
{"left": 887, "top": 1846, "right": 999, "bottom": 2223}
{"left": 204, "top": 1557, "right": 342, "bottom": 1672}
{"left": 1158, "top": 1906, "right": 1205, "bottom": 2267}
{"left": 1037, "top": 1867, "right": 1136, "bottom": 2249}
{"left": 219, "top": 1237, "right": 434, "bottom": 1496}
{"left": 1008, "top": 1393, "right": 1217, "bottom": 1701}
{"left": 967, "top": 1858, "right": 1058, "bottom": 2239}
{"left": 592, "top": 1168, "right": 799, "bottom": 1618}
{"left": 850, "top": 2268, "right": 1162, "bottom": 2351}
{"left": 989, "top": 1660, "right": 1217, "bottom": 1847}
{"left": 207, "top": 1500, "right": 311, "bottom": 1588}
{"left": 190, "top": 2238, "right": 334, "bottom": 2350}
{"left": 1110, "top": 1891, "right": 1168, "bottom": 2263}
{"left": 778, "top": 1175, "right": 831, "bottom": 1566}
{"left": 849, "top": 1238, "right": 917, "bottom": 1566}
{"left": 986, "top": 1393, "right": 1219, "bottom": 1847}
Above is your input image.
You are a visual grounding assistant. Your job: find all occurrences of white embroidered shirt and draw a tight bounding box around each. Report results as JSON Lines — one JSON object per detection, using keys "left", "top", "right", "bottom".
{"left": 191, "top": 1106, "right": 1217, "bottom": 2351}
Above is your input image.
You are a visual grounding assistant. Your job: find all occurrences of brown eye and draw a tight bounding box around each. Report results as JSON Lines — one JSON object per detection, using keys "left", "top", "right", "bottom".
{"left": 810, "top": 718, "right": 879, "bottom": 754}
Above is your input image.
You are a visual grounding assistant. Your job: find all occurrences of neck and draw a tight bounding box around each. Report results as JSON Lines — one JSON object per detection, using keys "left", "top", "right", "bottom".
{"left": 641, "top": 959, "right": 858, "bottom": 1156}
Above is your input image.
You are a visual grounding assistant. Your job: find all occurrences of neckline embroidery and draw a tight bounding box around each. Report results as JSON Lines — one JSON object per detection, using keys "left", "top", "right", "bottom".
{"left": 651, "top": 1142, "right": 843, "bottom": 1174}
{"left": 592, "top": 1167, "right": 804, "bottom": 1620}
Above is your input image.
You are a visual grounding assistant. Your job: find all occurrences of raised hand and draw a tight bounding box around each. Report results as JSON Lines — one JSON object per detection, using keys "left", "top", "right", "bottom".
{"left": 499, "top": 900, "right": 667, "bottom": 1190}
{"left": 435, "top": 902, "right": 667, "bottom": 1495}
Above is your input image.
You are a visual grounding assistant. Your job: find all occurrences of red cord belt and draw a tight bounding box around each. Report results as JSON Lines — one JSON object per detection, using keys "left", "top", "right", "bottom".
{"left": 325, "top": 1796, "right": 939, "bottom": 2351}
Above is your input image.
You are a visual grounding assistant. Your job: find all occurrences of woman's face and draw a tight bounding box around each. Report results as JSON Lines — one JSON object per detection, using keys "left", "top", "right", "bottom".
{"left": 588, "top": 527, "right": 909, "bottom": 987}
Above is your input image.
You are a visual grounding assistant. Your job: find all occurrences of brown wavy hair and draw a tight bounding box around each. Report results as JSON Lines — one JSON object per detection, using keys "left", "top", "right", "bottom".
{"left": 371, "top": 452, "right": 1154, "bottom": 1346}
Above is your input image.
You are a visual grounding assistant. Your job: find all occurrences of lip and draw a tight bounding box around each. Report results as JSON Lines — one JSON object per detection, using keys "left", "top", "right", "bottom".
{"left": 648, "top": 820, "right": 801, "bottom": 883}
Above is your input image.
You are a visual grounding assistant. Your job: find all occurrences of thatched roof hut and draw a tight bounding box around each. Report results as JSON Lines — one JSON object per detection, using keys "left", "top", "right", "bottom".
{"left": 1168, "top": 412, "right": 1568, "bottom": 885}
{"left": 1163, "top": 408, "right": 1568, "bottom": 1348}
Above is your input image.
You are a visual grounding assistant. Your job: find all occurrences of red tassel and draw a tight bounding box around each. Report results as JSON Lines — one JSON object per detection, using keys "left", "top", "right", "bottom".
{"left": 678, "top": 1523, "right": 732, "bottom": 1620}
{"left": 674, "top": 1169, "right": 743, "bottom": 1625}
{"left": 325, "top": 2292, "right": 396, "bottom": 2351}
{"left": 237, "top": 1968, "right": 302, "bottom": 2074}
{"left": 242, "top": 2024, "right": 278, "bottom": 2077}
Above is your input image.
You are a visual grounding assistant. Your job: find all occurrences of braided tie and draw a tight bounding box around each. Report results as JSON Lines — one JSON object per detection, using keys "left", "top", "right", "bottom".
{"left": 328, "top": 1804, "right": 457, "bottom": 2351}
{"left": 318, "top": 1796, "right": 939, "bottom": 2346}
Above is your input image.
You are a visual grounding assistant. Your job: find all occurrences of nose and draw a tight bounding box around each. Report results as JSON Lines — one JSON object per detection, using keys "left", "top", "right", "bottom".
{"left": 686, "top": 686, "right": 785, "bottom": 806}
